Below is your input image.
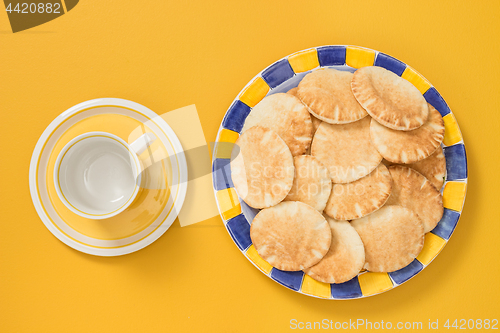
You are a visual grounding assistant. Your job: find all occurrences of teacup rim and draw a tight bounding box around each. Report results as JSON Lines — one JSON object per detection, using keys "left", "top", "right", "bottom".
{"left": 53, "top": 131, "right": 142, "bottom": 220}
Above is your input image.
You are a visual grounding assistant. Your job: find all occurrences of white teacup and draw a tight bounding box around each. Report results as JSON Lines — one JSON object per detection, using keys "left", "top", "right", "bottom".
{"left": 54, "top": 131, "right": 156, "bottom": 219}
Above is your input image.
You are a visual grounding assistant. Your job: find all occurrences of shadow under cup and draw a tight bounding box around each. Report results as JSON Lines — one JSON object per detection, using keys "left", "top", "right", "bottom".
{"left": 56, "top": 135, "right": 141, "bottom": 218}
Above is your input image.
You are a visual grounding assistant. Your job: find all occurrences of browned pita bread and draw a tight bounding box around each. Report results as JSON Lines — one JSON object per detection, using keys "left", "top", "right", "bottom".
{"left": 386, "top": 166, "right": 444, "bottom": 233}
{"left": 297, "top": 68, "right": 368, "bottom": 124}
{"left": 311, "top": 117, "right": 383, "bottom": 183}
{"left": 382, "top": 147, "right": 446, "bottom": 190}
{"left": 304, "top": 217, "right": 365, "bottom": 283}
{"left": 250, "top": 201, "right": 331, "bottom": 271}
{"left": 287, "top": 87, "right": 299, "bottom": 96}
{"left": 284, "top": 155, "right": 332, "bottom": 211}
{"left": 324, "top": 164, "right": 392, "bottom": 220}
{"left": 351, "top": 205, "right": 424, "bottom": 272}
{"left": 381, "top": 159, "right": 393, "bottom": 167}
{"left": 408, "top": 146, "right": 446, "bottom": 190}
{"left": 288, "top": 87, "right": 322, "bottom": 134}
{"left": 311, "top": 117, "right": 322, "bottom": 134}
{"left": 231, "top": 126, "right": 294, "bottom": 208}
{"left": 242, "top": 93, "right": 313, "bottom": 156}
{"left": 370, "top": 104, "right": 444, "bottom": 164}
{"left": 351, "top": 66, "right": 429, "bottom": 131}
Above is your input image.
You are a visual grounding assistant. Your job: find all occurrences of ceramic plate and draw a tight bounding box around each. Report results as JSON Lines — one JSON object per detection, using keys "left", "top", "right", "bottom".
{"left": 30, "top": 98, "right": 188, "bottom": 256}
{"left": 212, "top": 46, "right": 468, "bottom": 299}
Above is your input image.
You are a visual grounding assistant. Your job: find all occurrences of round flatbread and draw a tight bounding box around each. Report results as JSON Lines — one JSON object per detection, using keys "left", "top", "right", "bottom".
{"left": 288, "top": 87, "right": 322, "bottom": 133}
{"left": 311, "top": 117, "right": 383, "bottom": 183}
{"left": 304, "top": 218, "right": 365, "bottom": 284}
{"left": 242, "top": 93, "right": 313, "bottom": 156}
{"left": 284, "top": 155, "right": 332, "bottom": 211}
{"left": 231, "top": 126, "right": 294, "bottom": 208}
{"left": 351, "top": 66, "right": 429, "bottom": 131}
{"left": 297, "top": 68, "right": 368, "bottom": 124}
{"left": 370, "top": 103, "right": 445, "bottom": 164}
{"left": 381, "top": 159, "right": 393, "bottom": 167}
{"left": 250, "top": 201, "right": 331, "bottom": 271}
{"left": 408, "top": 145, "right": 446, "bottom": 190}
{"left": 287, "top": 87, "right": 299, "bottom": 96}
{"left": 382, "top": 146, "right": 446, "bottom": 190}
{"left": 324, "top": 164, "right": 392, "bottom": 220}
{"left": 311, "top": 116, "right": 322, "bottom": 134}
{"left": 351, "top": 205, "right": 424, "bottom": 272}
{"left": 386, "top": 166, "right": 444, "bottom": 233}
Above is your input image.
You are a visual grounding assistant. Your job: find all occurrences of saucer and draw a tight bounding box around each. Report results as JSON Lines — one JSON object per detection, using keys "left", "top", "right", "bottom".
{"left": 29, "top": 98, "right": 188, "bottom": 256}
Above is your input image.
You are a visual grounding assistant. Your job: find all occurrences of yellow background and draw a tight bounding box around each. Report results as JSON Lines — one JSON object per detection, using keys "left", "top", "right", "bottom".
{"left": 1, "top": 1, "right": 499, "bottom": 332}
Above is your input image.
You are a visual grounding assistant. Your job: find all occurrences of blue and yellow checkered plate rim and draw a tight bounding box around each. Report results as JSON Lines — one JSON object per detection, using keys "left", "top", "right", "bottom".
{"left": 212, "top": 46, "right": 467, "bottom": 299}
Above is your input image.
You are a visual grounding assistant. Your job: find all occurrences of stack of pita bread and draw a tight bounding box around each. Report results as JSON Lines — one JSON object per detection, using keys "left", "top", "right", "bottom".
{"left": 230, "top": 66, "right": 445, "bottom": 284}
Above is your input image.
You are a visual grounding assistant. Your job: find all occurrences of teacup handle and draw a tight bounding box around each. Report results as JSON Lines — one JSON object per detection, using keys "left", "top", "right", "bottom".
{"left": 130, "top": 133, "right": 157, "bottom": 155}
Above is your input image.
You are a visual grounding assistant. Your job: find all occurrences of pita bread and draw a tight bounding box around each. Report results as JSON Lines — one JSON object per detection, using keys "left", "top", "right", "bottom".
{"left": 231, "top": 126, "right": 294, "bottom": 208}
{"left": 370, "top": 104, "right": 445, "bottom": 164}
{"left": 287, "top": 87, "right": 299, "bottom": 96}
{"left": 351, "top": 66, "right": 429, "bottom": 131}
{"left": 381, "top": 159, "right": 393, "bottom": 167}
{"left": 324, "top": 164, "right": 392, "bottom": 220}
{"left": 242, "top": 93, "right": 313, "bottom": 156}
{"left": 284, "top": 155, "right": 332, "bottom": 211}
{"left": 383, "top": 146, "right": 446, "bottom": 190}
{"left": 351, "top": 205, "right": 424, "bottom": 272}
{"left": 311, "top": 117, "right": 383, "bottom": 183}
{"left": 288, "top": 87, "right": 322, "bottom": 133}
{"left": 311, "top": 117, "right": 322, "bottom": 134}
{"left": 386, "top": 166, "right": 444, "bottom": 233}
{"left": 250, "top": 201, "right": 331, "bottom": 271}
{"left": 297, "top": 68, "right": 368, "bottom": 124}
{"left": 408, "top": 145, "right": 446, "bottom": 190}
{"left": 304, "top": 217, "right": 365, "bottom": 284}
